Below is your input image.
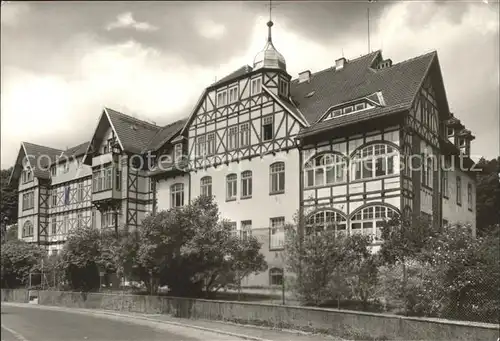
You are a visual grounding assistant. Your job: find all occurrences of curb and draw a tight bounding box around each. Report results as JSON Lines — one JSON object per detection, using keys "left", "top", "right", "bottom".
{"left": 1, "top": 303, "right": 272, "bottom": 341}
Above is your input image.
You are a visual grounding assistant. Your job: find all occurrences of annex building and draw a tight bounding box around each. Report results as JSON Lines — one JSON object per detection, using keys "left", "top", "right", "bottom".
{"left": 10, "top": 19, "right": 477, "bottom": 287}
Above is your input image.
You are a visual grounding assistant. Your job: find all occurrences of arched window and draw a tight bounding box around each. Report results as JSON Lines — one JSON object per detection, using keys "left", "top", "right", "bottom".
{"left": 22, "top": 220, "right": 33, "bottom": 237}
{"left": 270, "top": 162, "right": 285, "bottom": 194}
{"left": 269, "top": 268, "right": 283, "bottom": 286}
{"left": 170, "top": 183, "right": 184, "bottom": 208}
{"left": 350, "top": 205, "right": 399, "bottom": 241}
{"left": 200, "top": 176, "right": 212, "bottom": 197}
{"left": 241, "top": 171, "right": 252, "bottom": 198}
{"left": 305, "top": 153, "right": 346, "bottom": 187}
{"left": 226, "top": 174, "right": 237, "bottom": 200}
{"left": 305, "top": 210, "right": 347, "bottom": 235}
{"left": 351, "top": 144, "right": 399, "bottom": 181}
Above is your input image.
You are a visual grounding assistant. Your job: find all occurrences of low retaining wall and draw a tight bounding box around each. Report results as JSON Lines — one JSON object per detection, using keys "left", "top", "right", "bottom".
{"left": 1, "top": 289, "right": 498, "bottom": 341}
{"left": 1, "top": 289, "right": 29, "bottom": 303}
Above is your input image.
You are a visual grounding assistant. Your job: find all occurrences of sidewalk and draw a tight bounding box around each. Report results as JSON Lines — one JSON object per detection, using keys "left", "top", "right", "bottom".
{"left": 2, "top": 302, "right": 346, "bottom": 341}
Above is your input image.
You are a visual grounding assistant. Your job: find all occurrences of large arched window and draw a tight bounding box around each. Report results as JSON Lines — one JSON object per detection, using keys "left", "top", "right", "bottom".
{"left": 351, "top": 143, "right": 399, "bottom": 181}
{"left": 305, "top": 153, "right": 346, "bottom": 188}
{"left": 305, "top": 210, "right": 347, "bottom": 235}
{"left": 350, "top": 205, "right": 399, "bottom": 241}
{"left": 170, "top": 183, "right": 184, "bottom": 208}
{"left": 22, "top": 220, "right": 33, "bottom": 237}
{"left": 200, "top": 176, "right": 212, "bottom": 197}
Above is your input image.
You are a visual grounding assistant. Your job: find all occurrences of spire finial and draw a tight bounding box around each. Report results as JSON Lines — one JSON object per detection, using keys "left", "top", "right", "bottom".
{"left": 267, "top": 0, "right": 274, "bottom": 42}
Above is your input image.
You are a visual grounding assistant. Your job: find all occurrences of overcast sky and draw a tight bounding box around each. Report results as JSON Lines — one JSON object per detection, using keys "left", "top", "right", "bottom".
{"left": 1, "top": 1, "right": 499, "bottom": 168}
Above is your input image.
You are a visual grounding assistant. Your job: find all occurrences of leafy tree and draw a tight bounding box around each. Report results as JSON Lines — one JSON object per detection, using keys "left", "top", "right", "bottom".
{"left": 378, "top": 215, "right": 437, "bottom": 313}
{"left": 475, "top": 157, "right": 500, "bottom": 236}
{"left": 1, "top": 240, "right": 46, "bottom": 288}
{"left": 1, "top": 168, "right": 18, "bottom": 234}
{"left": 60, "top": 225, "right": 101, "bottom": 291}
{"left": 130, "top": 195, "right": 267, "bottom": 297}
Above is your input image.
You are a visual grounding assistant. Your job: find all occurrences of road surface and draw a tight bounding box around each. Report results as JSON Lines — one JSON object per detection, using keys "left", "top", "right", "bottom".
{"left": 1, "top": 304, "right": 243, "bottom": 341}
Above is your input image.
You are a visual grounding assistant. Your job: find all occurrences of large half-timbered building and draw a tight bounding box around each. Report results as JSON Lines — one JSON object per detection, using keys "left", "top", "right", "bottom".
{"left": 10, "top": 19, "right": 477, "bottom": 285}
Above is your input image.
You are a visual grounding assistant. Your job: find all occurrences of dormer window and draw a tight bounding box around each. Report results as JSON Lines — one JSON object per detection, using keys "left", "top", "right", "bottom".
{"left": 279, "top": 79, "right": 288, "bottom": 97}
{"left": 229, "top": 86, "right": 238, "bottom": 104}
{"left": 22, "top": 168, "right": 33, "bottom": 183}
{"left": 251, "top": 78, "right": 262, "bottom": 95}
{"left": 217, "top": 90, "right": 227, "bottom": 107}
{"left": 355, "top": 103, "right": 366, "bottom": 111}
{"left": 51, "top": 167, "right": 57, "bottom": 177}
{"left": 344, "top": 106, "right": 353, "bottom": 114}
{"left": 174, "top": 143, "right": 183, "bottom": 161}
{"left": 458, "top": 138, "right": 466, "bottom": 147}
{"left": 332, "top": 109, "right": 342, "bottom": 118}
{"left": 447, "top": 127, "right": 454, "bottom": 137}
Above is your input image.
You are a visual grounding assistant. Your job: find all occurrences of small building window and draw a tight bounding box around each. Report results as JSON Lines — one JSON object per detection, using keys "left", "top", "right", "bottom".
{"left": 22, "top": 220, "right": 34, "bottom": 237}
{"left": 229, "top": 221, "right": 237, "bottom": 237}
{"left": 270, "top": 217, "right": 285, "bottom": 250}
{"left": 229, "top": 86, "right": 238, "bottom": 103}
{"left": 51, "top": 217, "right": 57, "bottom": 235}
{"left": 22, "top": 168, "right": 33, "bottom": 183}
{"left": 239, "top": 123, "right": 250, "bottom": 147}
{"left": 447, "top": 127, "right": 454, "bottom": 137}
{"left": 343, "top": 106, "right": 353, "bottom": 114}
{"left": 279, "top": 79, "right": 289, "bottom": 97}
{"left": 228, "top": 126, "right": 238, "bottom": 150}
{"left": 355, "top": 103, "right": 366, "bottom": 111}
{"left": 270, "top": 162, "right": 285, "bottom": 194}
{"left": 226, "top": 174, "right": 237, "bottom": 201}
{"left": 241, "top": 171, "right": 252, "bottom": 198}
{"left": 51, "top": 189, "right": 58, "bottom": 207}
{"left": 51, "top": 167, "right": 57, "bottom": 177}
{"left": 207, "top": 133, "right": 216, "bottom": 155}
{"left": 240, "top": 220, "right": 252, "bottom": 240}
{"left": 196, "top": 136, "right": 206, "bottom": 158}
{"left": 217, "top": 90, "right": 227, "bottom": 107}
{"left": 115, "top": 169, "right": 121, "bottom": 191}
{"left": 22, "top": 192, "right": 34, "bottom": 211}
{"left": 456, "top": 176, "right": 462, "bottom": 205}
{"left": 442, "top": 170, "right": 449, "bottom": 198}
{"left": 77, "top": 183, "right": 84, "bottom": 202}
{"left": 170, "top": 183, "right": 185, "bottom": 208}
{"left": 200, "top": 176, "right": 212, "bottom": 197}
{"left": 174, "top": 143, "right": 183, "bottom": 161}
{"left": 251, "top": 78, "right": 262, "bottom": 95}
{"left": 269, "top": 268, "right": 283, "bottom": 286}
{"left": 262, "top": 116, "right": 274, "bottom": 141}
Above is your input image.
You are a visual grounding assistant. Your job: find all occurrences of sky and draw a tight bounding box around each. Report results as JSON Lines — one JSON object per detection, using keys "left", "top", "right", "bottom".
{"left": 1, "top": 0, "right": 499, "bottom": 168}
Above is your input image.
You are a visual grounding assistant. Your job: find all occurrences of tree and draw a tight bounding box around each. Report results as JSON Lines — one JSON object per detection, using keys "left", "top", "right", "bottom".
{"left": 1, "top": 168, "right": 18, "bottom": 234}
{"left": 1, "top": 240, "right": 46, "bottom": 288}
{"left": 130, "top": 195, "right": 267, "bottom": 297}
{"left": 60, "top": 225, "right": 101, "bottom": 291}
{"left": 475, "top": 157, "right": 500, "bottom": 236}
{"left": 379, "top": 215, "right": 437, "bottom": 314}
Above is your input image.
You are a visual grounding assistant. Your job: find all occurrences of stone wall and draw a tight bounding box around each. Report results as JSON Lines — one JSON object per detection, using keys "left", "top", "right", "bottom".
{"left": 2, "top": 289, "right": 498, "bottom": 341}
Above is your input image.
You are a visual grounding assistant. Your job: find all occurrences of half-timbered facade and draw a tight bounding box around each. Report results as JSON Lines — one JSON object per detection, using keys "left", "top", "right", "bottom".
{"left": 10, "top": 19, "right": 477, "bottom": 286}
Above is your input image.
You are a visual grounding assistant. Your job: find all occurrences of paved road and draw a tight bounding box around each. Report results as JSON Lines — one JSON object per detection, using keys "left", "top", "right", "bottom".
{"left": 1, "top": 304, "right": 242, "bottom": 341}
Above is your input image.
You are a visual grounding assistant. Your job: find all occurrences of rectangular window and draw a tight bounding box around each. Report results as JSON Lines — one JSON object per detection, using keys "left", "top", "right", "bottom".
{"left": 262, "top": 116, "right": 273, "bottom": 141}
{"left": 447, "top": 127, "right": 454, "bottom": 137}
{"left": 241, "top": 171, "right": 252, "bottom": 198}
{"left": 467, "top": 183, "right": 473, "bottom": 210}
{"left": 196, "top": 136, "right": 206, "bottom": 157}
{"left": 63, "top": 216, "right": 68, "bottom": 234}
{"left": 240, "top": 220, "right": 252, "bottom": 240}
{"left": 456, "top": 176, "right": 462, "bottom": 205}
{"left": 106, "top": 168, "right": 112, "bottom": 190}
{"left": 51, "top": 189, "right": 57, "bottom": 207}
{"left": 77, "top": 183, "right": 83, "bottom": 202}
{"left": 174, "top": 143, "right": 183, "bottom": 161}
{"left": 239, "top": 123, "right": 250, "bottom": 147}
{"left": 170, "top": 184, "right": 184, "bottom": 208}
{"left": 200, "top": 177, "right": 212, "bottom": 197}
{"left": 332, "top": 109, "right": 342, "bottom": 118}
{"left": 229, "top": 86, "right": 238, "bottom": 103}
{"left": 229, "top": 221, "right": 237, "bottom": 237}
{"left": 51, "top": 218, "right": 57, "bottom": 235}
{"left": 251, "top": 78, "right": 262, "bottom": 95}
{"left": 279, "top": 79, "right": 288, "bottom": 97}
{"left": 217, "top": 90, "right": 227, "bottom": 107}
{"left": 115, "top": 169, "right": 121, "bottom": 191}
{"left": 51, "top": 167, "right": 57, "bottom": 177}
{"left": 270, "top": 163, "right": 285, "bottom": 194}
{"left": 270, "top": 217, "right": 285, "bottom": 250}
{"left": 442, "top": 170, "right": 449, "bottom": 197}
{"left": 207, "top": 133, "right": 216, "bottom": 155}
{"left": 63, "top": 162, "right": 69, "bottom": 174}
{"left": 22, "top": 169, "right": 33, "bottom": 183}
{"left": 77, "top": 213, "right": 83, "bottom": 228}
{"left": 226, "top": 174, "right": 237, "bottom": 201}
{"left": 343, "top": 106, "right": 353, "bottom": 114}
{"left": 228, "top": 126, "right": 238, "bottom": 150}
{"left": 22, "top": 192, "right": 34, "bottom": 210}
{"left": 355, "top": 103, "right": 366, "bottom": 111}
{"left": 64, "top": 186, "right": 71, "bottom": 205}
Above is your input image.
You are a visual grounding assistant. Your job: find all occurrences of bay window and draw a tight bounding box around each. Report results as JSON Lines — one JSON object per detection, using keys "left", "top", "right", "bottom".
{"left": 351, "top": 144, "right": 398, "bottom": 181}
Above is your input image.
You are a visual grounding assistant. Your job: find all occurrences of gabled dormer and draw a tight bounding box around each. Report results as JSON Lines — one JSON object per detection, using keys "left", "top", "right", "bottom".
{"left": 444, "top": 113, "right": 474, "bottom": 156}
{"left": 319, "top": 92, "right": 385, "bottom": 122}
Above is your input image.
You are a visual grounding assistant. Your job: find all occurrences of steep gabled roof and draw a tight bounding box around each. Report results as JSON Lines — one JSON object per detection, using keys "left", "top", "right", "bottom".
{"left": 105, "top": 107, "right": 161, "bottom": 154}
{"left": 143, "top": 119, "right": 186, "bottom": 152}
{"left": 293, "top": 50, "right": 437, "bottom": 137}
